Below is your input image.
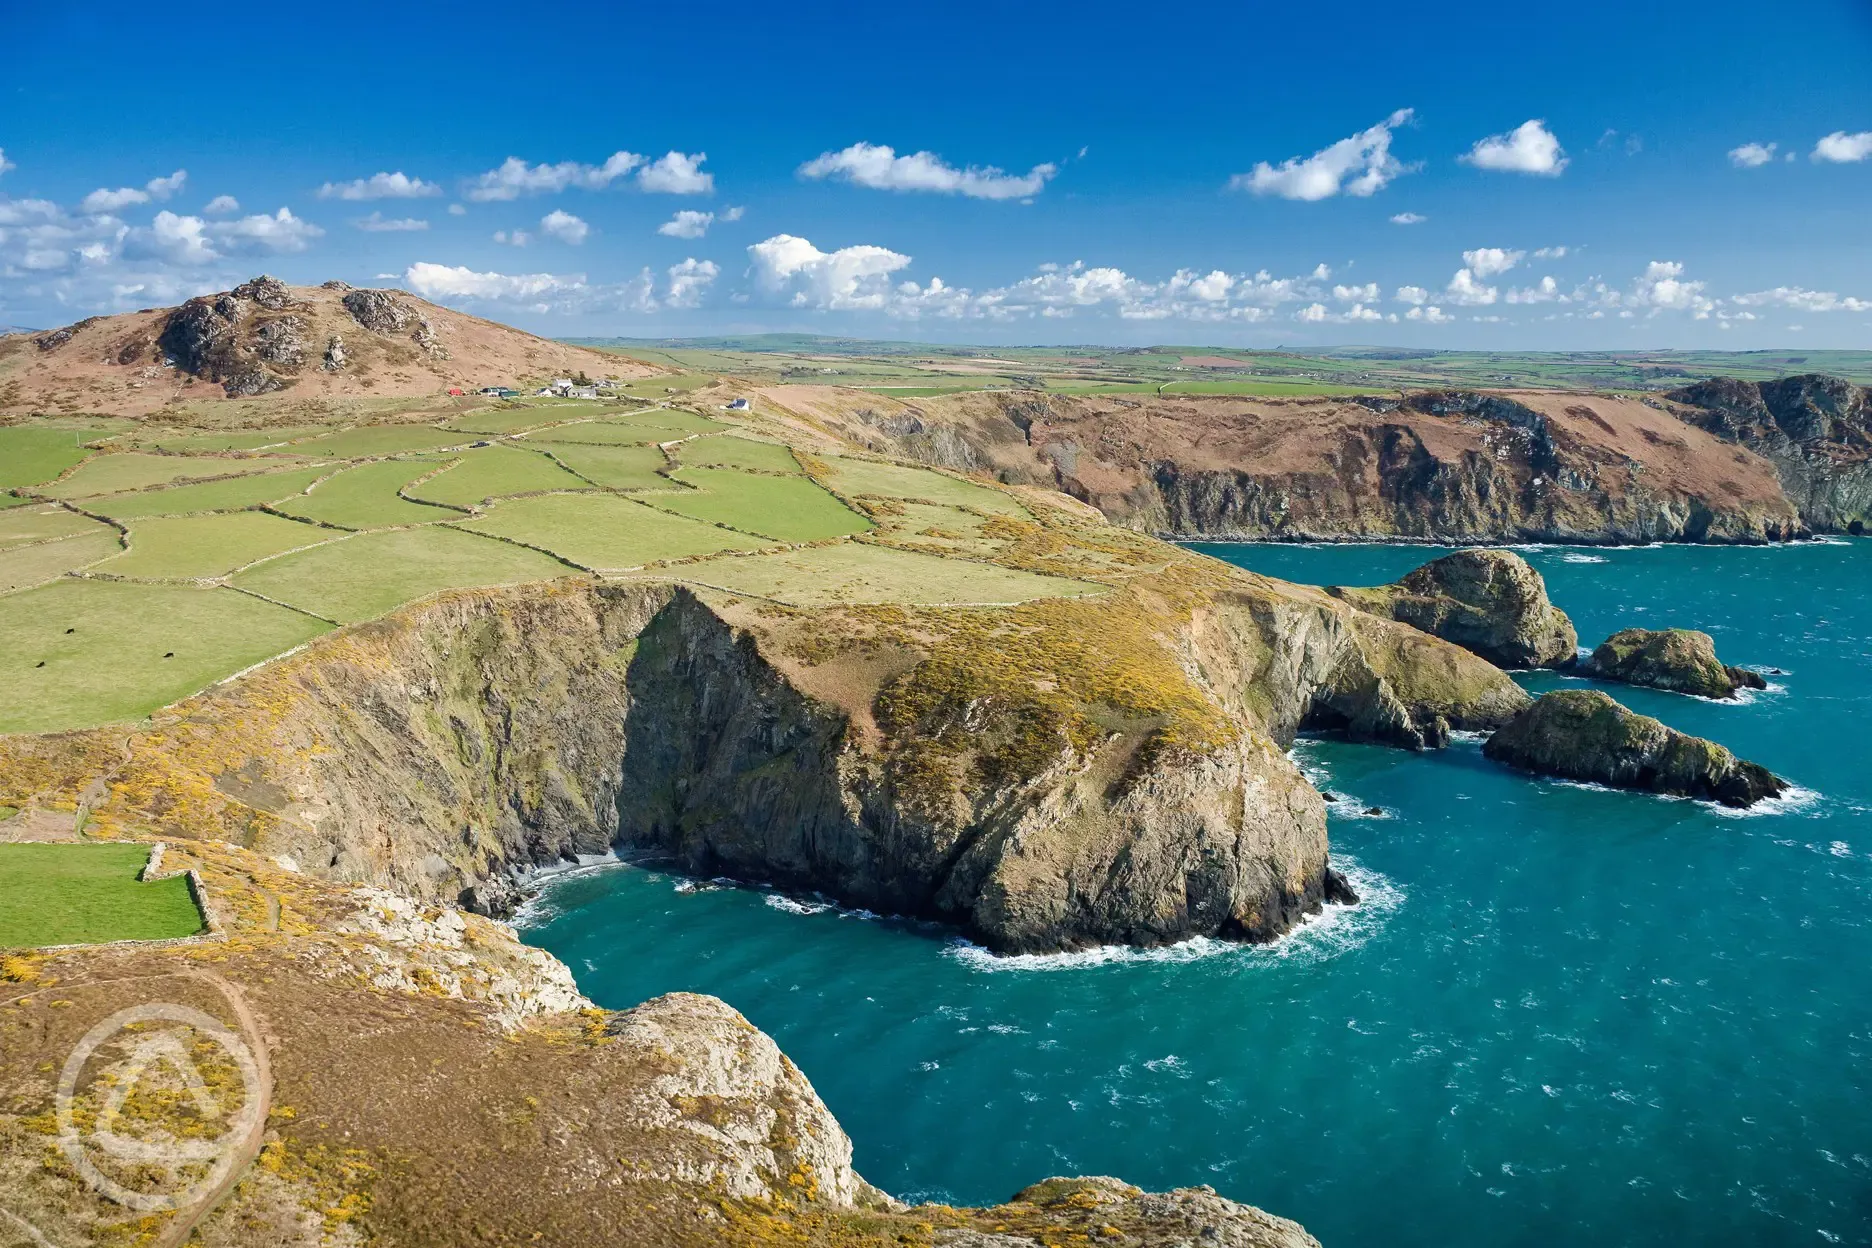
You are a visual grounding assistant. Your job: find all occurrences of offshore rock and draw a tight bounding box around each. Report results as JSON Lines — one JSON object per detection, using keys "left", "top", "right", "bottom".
{"left": 1327, "top": 548, "right": 1578, "bottom": 668}
{"left": 1581, "top": 627, "right": 1766, "bottom": 699}
{"left": 1483, "top": 689, "right": 1787, "bottom": 806}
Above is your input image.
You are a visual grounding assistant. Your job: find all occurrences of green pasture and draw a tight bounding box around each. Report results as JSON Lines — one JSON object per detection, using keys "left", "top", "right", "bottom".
{"left": 438, "top": 408, "right": 564, "bottom": 435}
{"left": 0, "top": 506, "right": 106, "bottom": 551}
{"left": 274, "top": 459, "right": 464, "bottom": 529}
{"left": 407, "top": 446, "right": 589, "bottom": 508}
{"left": 0, "top": 427, "right": 98, "bottom": 489}
{"left": 0, "top": 493, "right": 28, "bottom": 510}
{"left": 676, "top": 542, "right": 1104, "bottom": 607}
{"left": 135, "top": 426, "right": 328, "bottom": 453}
{"left": 675, "top": 435, "right": 801, "bottom": 474}
{"left": 651, "top": 468, "right": 872, "bottom": 542}
{"left": 460, "top": 493, "right": 769, "bottom": 570}
{"left": 87, "top": 464, "right": 336, "bottom": 520}
{"left": 543, "top": 444, "right": 672, "bottom": 491}
{"left": 0, "top": 579, "right": 330, "bottom": 734}
{"left": 39, "top": 452, "right": 285, "bottom": 500}
{"left": 821, "top": 456, "right": 1029, "bottom": 517}
{"left": 282, "top": 425, "right": 471, "bottom": 458}
{"left": 524, "top": 411, "right": 729, "bottom": 446}
{"left": 101, "top": 513, "right": 330, "bottom": 580}
{"left": 0, "top": 530, "right": 123, "bottom": 592}
{"left": 233, "top": 525, "right": 572, "bottom": 624}
{"left": 0, "top": 843, "right": 205, "bottom": 948}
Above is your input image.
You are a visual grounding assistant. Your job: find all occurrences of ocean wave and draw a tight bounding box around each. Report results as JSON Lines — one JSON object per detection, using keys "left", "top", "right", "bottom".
{"left": 1706, "top": 783, "right": 1824, "bottom": 820}
{"left": 1289, "top": 738, "right": 1395, "bottom": 817}
{"left": 945, "top": 855, "right": 1404, "bottom": 974}
{"left": 1560, "top": 552, "right": 1607, "bottom": 564}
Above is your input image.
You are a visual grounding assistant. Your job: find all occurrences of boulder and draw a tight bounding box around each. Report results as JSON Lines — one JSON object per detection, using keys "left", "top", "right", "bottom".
{"left": 1483, "top": 689, "right": 1786, "bottom": 807}
{"left": 1581, "top": 627, "right": 1766, "bottom": 699}
{"left": 322, "top": 335, "right": 347, "bottom": 371}
{"left": 1328, "top": 548, "right": 1578, "bottom": 669}
{"left": 342, "top": 287, "right": 413, "bottom": 333}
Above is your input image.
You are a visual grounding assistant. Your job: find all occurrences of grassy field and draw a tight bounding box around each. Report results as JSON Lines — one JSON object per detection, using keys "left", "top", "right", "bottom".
{"left": 38, "top": 452, "right": 287, "bottom": 500}
{"left": 0, "top": 427, "right": 98, "bottom": 489}
{"left": 651, "top": 468, "right": 873, "bottom": 542}
{"left": 100, "top": 513, "right": 330, "bottom": 580}
{"left": 439, "top": 408, "right": 565, "bottom": 435}
{"left": 674, "top": 435, "right": 802, "bottom": 473}
{"left": 523, "top": 411, "right": 729, "bottom": 446}
{"left": 0, "top": 842, "right": 205, "bottom": 948}
{"left": 135, "top": 426, "right": 328, "bottom": 453}
{"left": 821, "top": 455, "right": 1031, "bottom": 517}
{"left": 460, "top": 493, "right": 770, "bottom": 570}
{"left": 282, "top": 425, "right": 473, "bottom": 458}
{"left": 543, "top": 444, "right": 672, "bottom": 490}
{"left": 234, "top": 525, "right": 573, "bottom": 623}
{"left": 0, "top": 579, "right": 331, "bottom": 733}
{"left": 88, "top": 464, "right": 337, "bottom": 520}
{"left": 0, "top": 530, "right": 124, "bottom": 592}
{"left": 672, "top": 541, "right": 1104, "bottom": 606}
{"left": 0, "top": 505, "right": 106, "bottom": 550}
{"left": 406, "top": 446, "right": 590, "bottom": 508}
{"left": 275, "top": 459, "right": 464, "bottom": 529}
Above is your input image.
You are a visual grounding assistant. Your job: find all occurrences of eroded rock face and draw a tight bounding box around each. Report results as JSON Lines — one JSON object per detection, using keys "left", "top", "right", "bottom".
{"left": 1328, "top": 549, "right": 1578, "bottom": 669}
{"left": 230, "top": 274, "right": 294, "bottom": 310}
{"left": 254, "top": 315, "right": 307, "bottom": 368}
{"left": 1483, "top": 689, "right": 1786, "bottom": 806}
{"left": 1670, "top": 375, "right": 1872, "bottom": 533}
{"left": 411, "top": 315, "right": 450, "bottom": 359}
{"left": 342, "top": 287, "right": 413, "bottom": 333}
{"left": 322, "top": 335, "right": 346, "bottom": 371}
{"left": 968, "top": 1177, "right": 1322, "bottom": 1248}
{"left": 155, "top": 287, "right": 303, "bottom": 396}
{"left": 1582, "top": 627, "right": 1766, "bottom": 699}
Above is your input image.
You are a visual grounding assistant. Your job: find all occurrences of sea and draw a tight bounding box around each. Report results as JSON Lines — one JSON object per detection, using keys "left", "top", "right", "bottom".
{"left": 516, "top": 539, "right": 1872, "bottom": 1247}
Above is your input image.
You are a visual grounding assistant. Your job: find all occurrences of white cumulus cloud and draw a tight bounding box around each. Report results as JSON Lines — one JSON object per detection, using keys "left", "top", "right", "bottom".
{"left": 0, "top": 150, "right": 13, "bottom": 178}
{"left": 1394, "top": 285, "right": 1429, "bottom": 305}
{"left": 1812, "top": 131, "right": 1872, "bottom": 163}
{"left": 203, "top": 195, "right": 240, "bottom": 215}
{"left": 493, "top": 229, "right": 530, "bottom": 247}
{"left": 1728, "top": 142, "right": 1778, "bottom": 168}
{"left": 1462, "top": 247, "right": 1524, "bottom": 278}
{"left": 354, "top": 211, "right": 429, "bottom": 232}
{"left": 638, "top": 151, "right": 714, "bottom": 195}
{"left": 404, "top": 261, "right": 586, "bottom": 302}
{"left": 464, "top": 153, "right": 643, "bottom": 202}
{"left": 1390, "top": 211, "right": 1426, "bottom": 224}
{"left": 799, "top": 142, "right": 1057, "bottom": 200}
{"left": 748, "top": 234, "right": 913, "bottom": 309}
{"left": 1462, "top": 120, "right": 1568, "bottom": 176}
{"left": 1532, "top": 245, "right": 1568, "bottom": 259}
{"left": 666, "top": 257, "right": 719, "bottom": 308}
{"left": 1445, "top": 268, "right": 1498, "bottom": 305}
{"left": 80, "top": 170, "right": 187, "bottom": 215}
{"left": 318, "top": 171, "right": 441, "bottom": 201}
{"left": 539, "top": 209, "right": 589, "bottom": 244}
{"left": 659, "top": 210, "right": 715, "bottom": 239}
{"left": 1231, "top": 109, "right": 1415, "bottom": 201}
{"left": 1405, "top": 305, "right": 1450, "bottom": 323}
{"left": 1731, "top": 286, "right": 1872, "bottom": 313}
{"left": 1333, "top": 282, "right": 1379, "bottom": 302}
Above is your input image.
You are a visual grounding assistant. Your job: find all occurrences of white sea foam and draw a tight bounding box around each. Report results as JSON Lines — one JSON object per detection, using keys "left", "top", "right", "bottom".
{"left": 1706, "top": 783, "right": 1823, "bottom": 820}
{"left": 944, "top": 855, "right": 1404, "bottom": 974}
{"left": 763, "top": 894, "right": 834, "bottom": 916}
{"left": 1289, "top": 738, "right": 1396, "bottom": 818}
{"left": 1560, "top": 552, "right": 1607, "bottom": 564}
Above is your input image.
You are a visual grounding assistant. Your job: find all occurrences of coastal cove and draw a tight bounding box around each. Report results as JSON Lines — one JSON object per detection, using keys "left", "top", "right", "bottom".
{"left": 518, "top": 538, "right": 1872, "bottom": 1248}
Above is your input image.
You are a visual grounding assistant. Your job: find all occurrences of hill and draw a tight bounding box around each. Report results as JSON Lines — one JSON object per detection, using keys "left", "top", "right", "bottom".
{"left": 0, "top": 276, "right": 660, "bottom": 419}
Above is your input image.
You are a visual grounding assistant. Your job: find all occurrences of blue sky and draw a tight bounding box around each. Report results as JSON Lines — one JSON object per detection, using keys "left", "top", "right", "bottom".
{"left": 5, "top": 0, "right": 1871, "bottom": 348}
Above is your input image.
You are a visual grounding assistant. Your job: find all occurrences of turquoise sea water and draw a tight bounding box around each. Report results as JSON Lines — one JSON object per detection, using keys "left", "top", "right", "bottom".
{"left": 517, "top": 540, "right": 1872, "bottom": 1247}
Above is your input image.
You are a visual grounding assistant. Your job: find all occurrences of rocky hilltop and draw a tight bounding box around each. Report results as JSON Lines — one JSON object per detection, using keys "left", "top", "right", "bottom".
{"left": 762, "top": 385, "right": 1809, "bottom": 544}
{"left": 0, "top": 276, "right": 656, "bottom": 416}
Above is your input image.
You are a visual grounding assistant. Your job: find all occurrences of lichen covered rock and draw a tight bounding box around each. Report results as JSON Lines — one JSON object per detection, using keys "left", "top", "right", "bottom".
{"left": 1582, "top": 627, "right": 1766, "bottom": 699}
{"left": 1483, "top": 689, "right": 1786, "bottom": 806}
{"left": 342, "top": 287, "right": 413, "bottom": 333}
{"left": 1329, "top": 548, "right": 1578, "bottom": 669}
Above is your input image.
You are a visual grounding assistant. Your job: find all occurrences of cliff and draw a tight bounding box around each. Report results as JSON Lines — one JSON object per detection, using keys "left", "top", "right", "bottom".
{"left": 759, "top": 386, "right": 1807, "bottom": 544}
{"left": 93, "top": 556, "right": 1523, "bottom": 955}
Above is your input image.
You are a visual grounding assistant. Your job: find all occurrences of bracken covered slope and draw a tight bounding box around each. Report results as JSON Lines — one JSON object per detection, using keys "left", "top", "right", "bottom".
{"left": 0, "top": 276, "right": 658, "bottom": 417}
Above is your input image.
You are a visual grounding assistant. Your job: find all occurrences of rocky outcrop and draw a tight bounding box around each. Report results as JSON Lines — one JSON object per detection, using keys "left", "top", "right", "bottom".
{"left": 155, "top": 290, "right": 303, "bottom": 397}
{"left": 33, "top": 317, "right": 99, "bottom": 351}
{"left": 1668, "top": 375, "right": 1872, "bottom": 533}
{"left": 342, "top": 287, "right": 413, "bottom": 333}
{"left": 411, "top": 315, "right": 450, "bottom": 359}
{"left": 1483, "top": 689, "right": 1787, "bottom": 806}
{"left": 110, "top": 569, "right": 1525, "bottom": 955}
{"left": 1581, "top": 627, "right": 1766, "bottom": 699}
{"left": 321, "top": 334, "right": 346, "bottom": 371}
{"left": 1328, "top": 548, "right": 1578, "bottom": 668}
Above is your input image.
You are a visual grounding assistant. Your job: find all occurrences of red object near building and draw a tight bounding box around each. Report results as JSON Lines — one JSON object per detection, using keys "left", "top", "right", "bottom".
{"left": 447, "top": 387, "right": 465, "bottom": 396}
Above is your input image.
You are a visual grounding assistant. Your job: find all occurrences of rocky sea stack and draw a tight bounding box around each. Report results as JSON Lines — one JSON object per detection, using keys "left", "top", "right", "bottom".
{"left": 1328, "top": 548, "right": 1578, "bottom": 669}
{"left": 1483, "top": 689, "right": 1787, "bottom": 807}
{"left": 1581, "top": 627, "right": 1767, "bottom": 699}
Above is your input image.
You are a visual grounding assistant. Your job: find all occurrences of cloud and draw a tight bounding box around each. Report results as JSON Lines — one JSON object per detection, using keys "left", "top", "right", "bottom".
{"left": 493, "top": 229, "right": 530, "bottom": 247}
{"left": 1505, "top": 275, "right": 1560, "bottom": 304}
{"left": 1812, "top": 131, "right": 1872, "bottom": 163}
{"left": 1731, "top": 286, "right": 1872, "bottom": 313}
{"left": 1461, "top": 120, "right": 1568, "bottom": 175}
{"left": 1462, "top": 247, "right": 1523, "bottom": 278}
{"left": 1230, "top": 109, "right": 1415, "bottom": 201}
{"left": 203, "top": 195, "right": 240, "bottom": 215}
{"left": 1445, "top": 268, "right": 1498, "bottom": 305}
{"left": 1532, "top": 245, "right": 1568, "bottom": 259}
{"left": 1333, "top": 282, "right": 1379, "bottom": 302}
{"left": 404, "top": 261, "right": 586, "bottom": 302}
{"left": 799, "top": 142, "right": 1057, "bottom": 200}
{"left": 447, "top": 203, "right": 466, "bottom": 216}
{"left": 317, "top": 171, "right": 441, "bottom": 200}
{"left": 0, "top": 150, "right": 13, "bottom": 178}
{"left": 1729, "top": 142, "right": 1778, "bottom": 169}
{"left": 721, "top": 205, "right": 745, "bottom": 222}
{"left": 1394, "top": 285, "right": 1429, "bottom": 305}
{"left": 1296, "top": 300, "right": 1382, "bottom": 324}
{"left": 1590, "top": 260, "right": 1713, "bottom": 317}
{"left": 637, "top": 151, "right": 714, "bottom": 195}
{"left": 464, "top": 152, "right": 643, "bottom": 202}
{"left": 128, "top": 207, "right": 322, "bottom": 265}
{"left": 203, "top": 207, "right": 323, "bottom": 254}
{"left": 539, "top": 209, "right": 589, "bottom": 244}
{"left": 1390, "top": 212, "right": 1426, "bottom": 224}
{"left": 659, "top": 210, "right": 715, "bottom": 239}
{"left": 666, "top": 258, "right": 718, "bottom": 308}
{"left": 79, "top": 170, "right": 188, "bottom": 214}
{"left": 1405, "top": 305, "right": 1450, "bottom": 323}
{"left": 748, "top": 234, "right": 914, "bottom": 309}
{"left": 354, "top": 211, "right": 428, "bottom": 232}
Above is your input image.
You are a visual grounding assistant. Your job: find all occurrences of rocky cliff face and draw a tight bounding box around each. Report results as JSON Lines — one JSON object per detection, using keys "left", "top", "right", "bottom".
{"left": 1483, "top": 689, "right": 1786, "bottom": 807}
{"left": 763, "top": 386, "right": 1806, "bottom": 544}
{"left": 1667, "top": 375, "right": 1872, "bottom": 533}
{"left": 106, "top": 566, "right": 1525, "bottom": 955}
{"left": 1327, "top": 548, "right": 1578, "bottom": 669}
{"left": 1580, "top": 627, "right": 1766, "bottom": 699}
